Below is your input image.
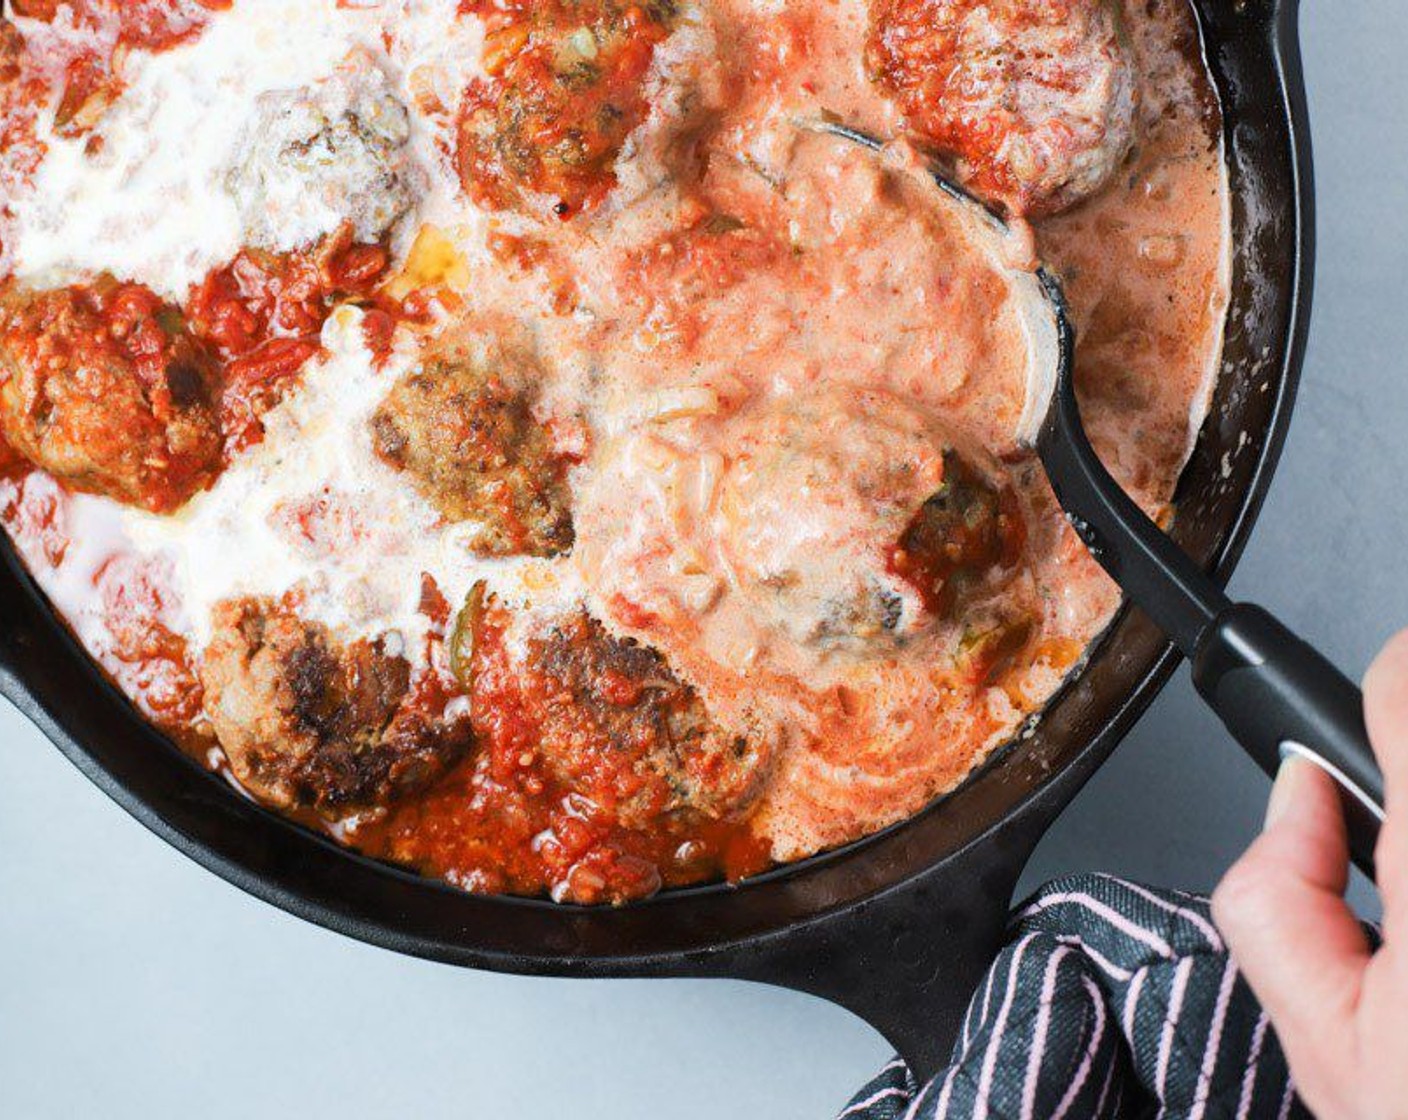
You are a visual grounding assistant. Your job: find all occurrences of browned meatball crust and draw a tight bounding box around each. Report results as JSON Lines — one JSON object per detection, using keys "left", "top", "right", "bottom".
{"left": 201, "top": 598, "right": 471, "bottom": 814}
{"left": 370, "top": 345, "right": 575, "bottom": 558}
{"left": 465, "top": 596, "right": 769, "bottom": 830}
{"left": 0, "top": 277, "right": 223, "bottom": 513}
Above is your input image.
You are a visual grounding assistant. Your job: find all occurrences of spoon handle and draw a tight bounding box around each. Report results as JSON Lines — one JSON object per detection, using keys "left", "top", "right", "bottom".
{"left": 1192, "top": 603, "right": 1384, "bottom": 874}
{"left": 1038, "top": 327, "right": 1383, "bottom": 874}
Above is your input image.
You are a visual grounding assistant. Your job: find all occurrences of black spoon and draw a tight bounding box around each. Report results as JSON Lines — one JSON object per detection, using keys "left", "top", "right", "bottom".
{"left": 815, "top": 121, "right": 1386, "bottom": 874}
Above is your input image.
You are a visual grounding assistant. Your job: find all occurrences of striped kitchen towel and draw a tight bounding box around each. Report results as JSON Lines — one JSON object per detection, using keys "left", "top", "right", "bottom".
{"left": 837, "top": 874, "right": 1381, "bottom": 1120}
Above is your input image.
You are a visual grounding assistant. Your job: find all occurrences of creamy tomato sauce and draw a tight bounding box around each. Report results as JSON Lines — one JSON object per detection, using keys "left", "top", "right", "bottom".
{"left": 0, "top": 0, "right": 1229, "bottom": 902}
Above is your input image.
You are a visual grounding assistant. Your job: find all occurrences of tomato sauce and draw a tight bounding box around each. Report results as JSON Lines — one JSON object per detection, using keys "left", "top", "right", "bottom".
{"left": 93, "top": 550, "right": 206, "bottom": 730}
{"left": 10, "top": 0, "right": 227, "bottom": 136}
{"left": 348, "top": 598, "right": 771, "bottom": 903}
{"left": 185, "top": 233, "right": 394, "bottom": 453}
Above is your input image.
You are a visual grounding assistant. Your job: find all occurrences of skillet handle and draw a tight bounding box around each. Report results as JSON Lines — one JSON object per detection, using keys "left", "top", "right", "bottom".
{"left": 707, "top": 754, "right": 1091, "bottom": 1084}
{"left": 1192, "top": 604, "right": 1385, "bottom": 875}
{"left": 719, "top": 824, "right": 1038, "bottom": 1083}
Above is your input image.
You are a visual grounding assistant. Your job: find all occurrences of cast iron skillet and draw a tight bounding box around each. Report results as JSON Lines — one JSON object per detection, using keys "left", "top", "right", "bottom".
{"left": 0, "top": 0, "right": 1311, "bottom": 1082}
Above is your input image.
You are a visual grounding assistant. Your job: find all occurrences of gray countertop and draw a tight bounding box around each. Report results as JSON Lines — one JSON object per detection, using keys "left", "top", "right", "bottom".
{"left": 2, "top": 4, "right": 1402, "bottom": 1116}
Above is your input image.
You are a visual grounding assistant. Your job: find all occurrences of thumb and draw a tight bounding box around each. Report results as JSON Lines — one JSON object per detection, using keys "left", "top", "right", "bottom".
{"left": 1212, "top": 756, "right": 1373, "bottom": 1048}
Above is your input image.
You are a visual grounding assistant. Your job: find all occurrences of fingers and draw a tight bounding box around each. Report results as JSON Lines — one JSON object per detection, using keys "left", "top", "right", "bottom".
{"left": 1211, "top": 631, "right": 1408, "bottom": 1117}
{"left": 1364, "top": 627, "right": 1408, "bottom": 794}
{"left": 1364, "top": 628, "right": 1408, "bottom": 927}
{"left": 1213, "top": 758, "right": 1372, "bottom": 1052}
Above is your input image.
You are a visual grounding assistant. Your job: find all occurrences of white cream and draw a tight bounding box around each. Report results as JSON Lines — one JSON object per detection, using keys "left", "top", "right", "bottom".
{"left": 4, "top": 473, "right": 134, "bottom": 659}
{"left": 10, "top": 0, "right": 485, "bottom": 301}
{"left": 3, "top": 0, "right": 715, "bottom": 674}
{"left": 119, "top": 307, "right": 568, "bottom": 653}
{"left": 12, "top": 303, "right": 580, "bottom": 691}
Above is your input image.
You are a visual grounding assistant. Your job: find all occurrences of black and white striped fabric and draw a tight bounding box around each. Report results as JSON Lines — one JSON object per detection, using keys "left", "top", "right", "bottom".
{"left": 837, "top": 875, "right": 1380, "bottom": 1120}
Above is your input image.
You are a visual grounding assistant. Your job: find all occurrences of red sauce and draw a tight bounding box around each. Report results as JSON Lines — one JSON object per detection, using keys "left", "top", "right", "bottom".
{"left": 736, "top": 3, "right": 817, "bottom": 91}
{"left": 185, "top": 232, "right": 393, "bottom": 453}
{"left": 619, "top": 212, "right": 790, "bottom": 352}
{"left": 94, "top": 551, "right": 205, "bottom": 730}
{"left": 6, "top": 0, "right": 228, "bottom": 52}
{"left": 348, "top": 599, "right": 771, "bottom": 904}
{"left": 1, "top": 2, "right": 224, "bottom": 266}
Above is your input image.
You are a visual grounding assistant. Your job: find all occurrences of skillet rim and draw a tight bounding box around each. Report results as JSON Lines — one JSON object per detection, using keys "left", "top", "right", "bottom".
{"left": 0, "top": 0, "right": 1311, "bottom": 977}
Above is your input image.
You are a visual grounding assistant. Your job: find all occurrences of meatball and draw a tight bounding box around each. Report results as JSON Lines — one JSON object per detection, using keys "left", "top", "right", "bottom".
{"left": 370, "top": 342, "right": 574, "bottom": 558}
{"left": 867, "top": 0, "right": 1139, "bottom": 216}
{"left": 0, "top": 278, "right": 223, "bottom": 513}
{"left": 711, "top": 391, "right": 1027, "bottom": 651}
{"left": 464, "top": 594, "right": 767, "bottom": 829}
{"left": 201, "top": 598, "right": 470, "bottom": 814}
{"left": 888, "top": 450, "right": 1026, "bottom": 619}
{"left": 456, "top": 0, "right": 691, "bottom": 219}
{"left": 228, "top": 51, "right": 419, "bottom": 253}
{"left": 712, "top": 389, "right": 953, "bottom": 651}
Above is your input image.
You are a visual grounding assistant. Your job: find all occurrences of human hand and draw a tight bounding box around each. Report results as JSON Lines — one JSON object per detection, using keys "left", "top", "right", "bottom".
{"left": 1212, "top": 629, "right": 1408, "bottom": 1119}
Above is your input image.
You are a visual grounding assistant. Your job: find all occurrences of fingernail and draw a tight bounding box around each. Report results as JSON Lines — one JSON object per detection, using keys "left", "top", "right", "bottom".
{"left": 1265, "top": 756, "right": 1306, "bottom": 830}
